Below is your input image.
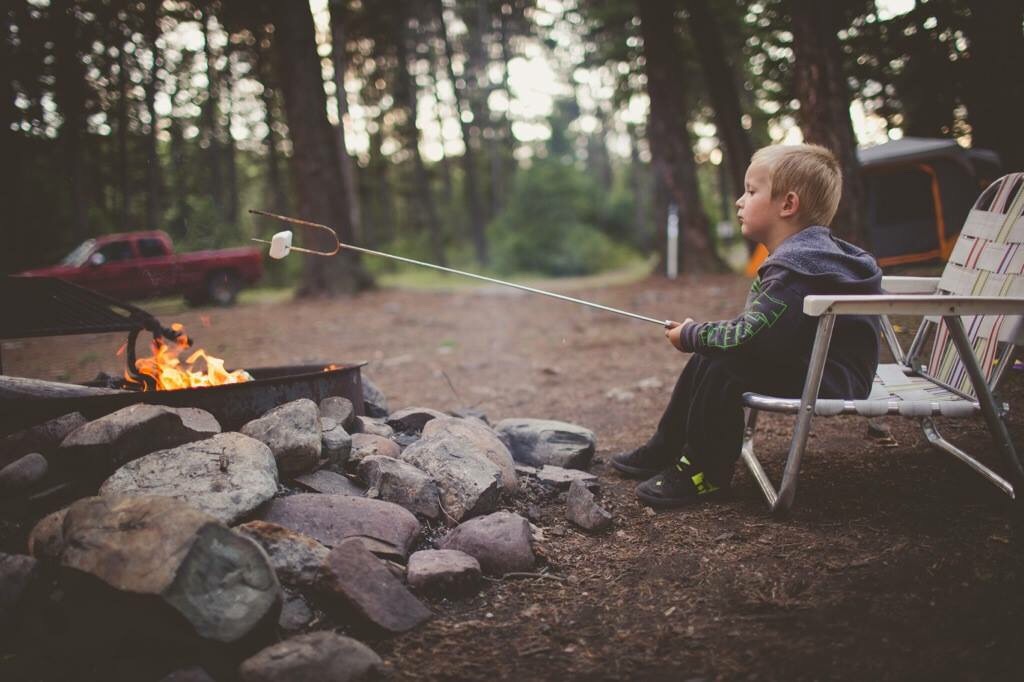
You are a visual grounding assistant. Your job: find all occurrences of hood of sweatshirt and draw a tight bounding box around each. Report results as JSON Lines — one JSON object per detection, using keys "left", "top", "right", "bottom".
{"left": 760, "top": 225, "right": 881, "bottom": 290}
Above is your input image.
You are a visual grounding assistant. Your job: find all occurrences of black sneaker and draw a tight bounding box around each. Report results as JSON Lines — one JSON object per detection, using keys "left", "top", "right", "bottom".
{"left": 611, "top": 445, "right": 674, "bottom": 479}
{"left": 635, "top": 464, "right": 724, "bottom": 509}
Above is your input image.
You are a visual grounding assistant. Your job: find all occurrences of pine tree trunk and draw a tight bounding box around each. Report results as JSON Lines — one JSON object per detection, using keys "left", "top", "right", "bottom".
{"left": 636, "top": 0, "right": 721, "bottom": 273}
{"left": 169, "top": 116, "right": 189, "bottom": 238}
{"left": 143, "top": 2, "right": 162, "bottom": 232}
{"left": 257, "top": 28, "right": 288, "bottom": 216}
{"left": 2, "top": 5, "right": 26, "bottom": 275}
{"left": 222, "top": 47, "right": 238, "bottom": 228}
{"left": 367, "top": 128, "right": 393, "bottom": 248}
{"left": 436, "top": 0, "right": 488, "bottom": 265}
{"left": 328, "top": 1, "right": 364, "bottom": 243}
{"left": 202, "top": 5, "right": 223, "bottom": 221}
{"left": 116, "top": 36, "right": 131, "bottom": 233}
{"left": 52, "top": 0, "right": 89, "bottom": 241}
{"left": 963, "top": 0, "right": 1024, "bottom": 171}
{"left": 429, "top": 64, "right": 454, "bottom": 204}
{"left": 789, "top": 0, "right": 866, "bottom": 245}
{"left": 469, "top": 0, "right": 501, "bottom": 221}
{"left": 628, "top": 123, "right": 648, "bottom": 246}
{"left": 496, "top": 7, "right": 517, "bottom": 184}
{"left": 589, "top": 105, "right": 614, "bottom": 192}
{"left": 394, "top": 8, "right": 446, "bottom": 266}
{"left": 270, "top": 0, "right": 371, "bottom": 295}
{"left": 684, "top": 0, "right": 752, "bottom": 228}
{"left": 0, "top": 8, "right": 15, "bottom": 147}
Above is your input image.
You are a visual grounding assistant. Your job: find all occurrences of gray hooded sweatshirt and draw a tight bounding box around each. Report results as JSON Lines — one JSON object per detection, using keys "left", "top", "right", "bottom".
{"left": 680, "top": 226, "right": 883, "bottom": 399}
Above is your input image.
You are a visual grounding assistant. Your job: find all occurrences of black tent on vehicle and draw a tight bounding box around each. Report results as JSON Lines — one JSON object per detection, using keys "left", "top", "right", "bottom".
{"left": 857, "top": 137, "right": 1001, "bottom": 267}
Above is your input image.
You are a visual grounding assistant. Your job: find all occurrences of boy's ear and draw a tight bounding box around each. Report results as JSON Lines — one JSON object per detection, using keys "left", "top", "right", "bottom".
{"left": 779, "top": 191, "right": 800, "bottom": 218}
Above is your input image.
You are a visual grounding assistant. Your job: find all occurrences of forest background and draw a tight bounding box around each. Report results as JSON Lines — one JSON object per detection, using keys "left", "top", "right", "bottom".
{"left": 2, "top": 0, "right": 1022, "bottom": 297}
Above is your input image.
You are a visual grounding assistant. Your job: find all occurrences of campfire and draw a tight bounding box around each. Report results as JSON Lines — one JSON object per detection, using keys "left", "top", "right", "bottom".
{"left": 118, "top": 322, "right": 252, "bottom": 391}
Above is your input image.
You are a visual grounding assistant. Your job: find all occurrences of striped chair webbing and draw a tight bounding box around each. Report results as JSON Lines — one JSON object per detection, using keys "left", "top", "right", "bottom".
{"left": 743, "top": 364, "right": 979, "bottom": 418}
{"left": 927, "top": 173, "right": 1024, "bottom": 398}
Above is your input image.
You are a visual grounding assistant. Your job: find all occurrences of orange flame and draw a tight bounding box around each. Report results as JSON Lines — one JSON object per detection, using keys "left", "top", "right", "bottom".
{"left": 123, "top": 323, "right": 252, "bottom": 391}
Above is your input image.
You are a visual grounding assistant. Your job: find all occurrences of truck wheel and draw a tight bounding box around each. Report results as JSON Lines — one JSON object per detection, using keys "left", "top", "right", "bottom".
{"left": 206, "top": 270, "right": 240, "bottom": 306}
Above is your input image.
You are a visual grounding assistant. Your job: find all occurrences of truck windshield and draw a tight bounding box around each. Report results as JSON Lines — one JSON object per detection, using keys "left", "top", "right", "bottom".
{"left": 61, "top": 239, "right": 97, "bottom": 267}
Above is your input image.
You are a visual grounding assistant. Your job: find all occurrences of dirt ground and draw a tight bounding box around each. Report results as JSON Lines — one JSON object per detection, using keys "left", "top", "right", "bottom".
{"left": 6, "top": 273, "right": 1024, "bottom": 681}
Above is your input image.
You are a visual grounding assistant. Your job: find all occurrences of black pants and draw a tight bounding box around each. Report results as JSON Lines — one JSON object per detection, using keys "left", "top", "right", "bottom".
{"left": 645, "top": 353, "right": 775, "bottom": 487}
{"left": 646, "top": 349, "right": 867, "bottom": 486}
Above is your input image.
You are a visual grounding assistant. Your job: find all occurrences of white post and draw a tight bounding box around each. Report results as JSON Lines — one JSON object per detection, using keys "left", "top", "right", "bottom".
{"left": 666, "top": 203, "right": 679, "bottom": 279}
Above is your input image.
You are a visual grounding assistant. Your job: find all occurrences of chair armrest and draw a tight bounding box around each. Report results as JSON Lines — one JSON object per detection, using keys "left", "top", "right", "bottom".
{"left": 803, "top": 294, "right": 1024, "bottom": 317}
{"left": 881, "top": 276, "right": 941, "bottom": 294}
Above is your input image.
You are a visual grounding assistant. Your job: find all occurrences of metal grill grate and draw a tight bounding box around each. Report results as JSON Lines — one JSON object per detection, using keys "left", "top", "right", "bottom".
{"left": 1, "top": 276, "right": 162, "bottom": 340}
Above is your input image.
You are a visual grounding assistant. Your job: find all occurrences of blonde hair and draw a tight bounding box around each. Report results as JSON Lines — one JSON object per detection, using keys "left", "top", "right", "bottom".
{"left": 750, "top": 144, "right": 843, "bottom": 227}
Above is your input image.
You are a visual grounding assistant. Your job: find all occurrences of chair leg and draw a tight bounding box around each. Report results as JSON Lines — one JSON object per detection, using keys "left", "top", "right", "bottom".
{"left": 921, "top": 418, "right": 1015, "bottom": 498}
{"left": 774, "top": 314, "right": 836, "bottom": 513}
{"left": 942, "top": 315, "right": 1024, "bottom": 495}
{"left": 740, "top": 408, "right": 781, "bottom": 509}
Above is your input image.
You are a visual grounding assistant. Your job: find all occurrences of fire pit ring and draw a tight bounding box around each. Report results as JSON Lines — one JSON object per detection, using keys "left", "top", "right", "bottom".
{"left": 3, "top": 363, "right": 365, "bottom": 433}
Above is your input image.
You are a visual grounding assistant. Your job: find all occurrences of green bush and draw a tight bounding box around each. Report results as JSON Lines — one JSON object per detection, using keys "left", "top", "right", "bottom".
{"left": 487, "top": 159, "right": 638, "bottom": 276}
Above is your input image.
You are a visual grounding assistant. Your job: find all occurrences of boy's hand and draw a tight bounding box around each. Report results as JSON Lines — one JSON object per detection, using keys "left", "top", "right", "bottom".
{"left": 664, "top": 319, "right": 694, "bottom": 352}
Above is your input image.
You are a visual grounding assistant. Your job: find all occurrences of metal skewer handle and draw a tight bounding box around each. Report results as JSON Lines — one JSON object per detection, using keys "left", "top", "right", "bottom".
{"left": 250, "top": 209, "right": 672, "bottom": 328}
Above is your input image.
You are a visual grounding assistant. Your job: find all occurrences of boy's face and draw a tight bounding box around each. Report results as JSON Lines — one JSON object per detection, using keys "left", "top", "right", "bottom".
{"left": 736, "top": 163, "right": 787, "bottom": 244}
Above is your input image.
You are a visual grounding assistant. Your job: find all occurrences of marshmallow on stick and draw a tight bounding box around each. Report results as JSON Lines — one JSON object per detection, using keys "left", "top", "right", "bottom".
{"left": 268, "top": 230, "right": 293, "bottom": 259}
{"left": 251, "top": 209, "right": 671, "bottom": 327}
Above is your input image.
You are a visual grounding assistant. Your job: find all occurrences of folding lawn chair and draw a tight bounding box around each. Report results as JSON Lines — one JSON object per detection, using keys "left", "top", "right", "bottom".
{"left": 741, "top": 172, "right": 1024, "bottom": 514}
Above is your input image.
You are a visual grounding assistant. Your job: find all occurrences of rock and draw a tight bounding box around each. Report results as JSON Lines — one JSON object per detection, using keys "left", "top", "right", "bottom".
{"left": 448, "top": 408, "right": 489, "bottom": 425}
{"left": 0, "top": 553, "right": 40, "bottom": 638}
{"left": 319, "top": 418, "right": 352, "bottom": 469}
{"left": 56, "top": 495, "right": 281, "bottom": 644}
{"left": 495, "top": 418, "right": 596, "bottom": 470}
{"left": 56, "top": 405, "right": 220, "bottom": 480}
{"left": 565, "top": 479, "right": 612, "bottom": 531}
{"left": 235, "top": 521, "right": 331, "bottom": 589}
{"left": 278, "top": 590, "right": 315, "bottom": 634}
{"left": 1, "top": 412, "right": 86, "bottom": 468}
{"left": 99, "top": 432, "right": 278, "bottom": 526}
{"left": 319, "top": 396, "right": 357, "bottom": 432}
{"left": 241, "top": 399, "right": 321, "bottom": 478}
{"left": 535, "top": 465, "right": 598, "bottom": 490}
{"left": 400, "top": 434, "right": 501, "bottom": 522}
{"left": 422, "top": 417, "right": 518, "bottom": 494}
{"left": 239, "top": 630, "right": 385, "bottom": 682}
{"left": 0, "top": 452, "right": 48, "bottom": 496}
{"left": 386, "top": 407, "right": 447, "bottom": 435}
{"left": 259, "top": 493, "right": 420, "bottom": 560}
{"left": 349, "top": 433, "right": 401, "bottom": 470}
{"left": 361, "top": 375, "right": 389, "bottom": 418}
{"left": 438, "top": 511, "right": 534, "bottom": 575}
{"left": 354, "top": 416, "right": 394, "bottom": 439}
{"left": 391, "top": 431, "right": 420, "bottom": 449}
{"left": 406, "top": 549, "right": 481, "bottom": 595}
{"left": 514, "top": 463, "right": 539, "bottom": 477}
{"left": 28, "top": 507, "right": 67, "bottom": 561}
{"left": 293, "top": 469, "right": 364, "bottom": 496}
{"left": 318, "top": 539, "right": 431, "bottom": 634}
{"left": 358, "top": 455, "right": 440, "bottom": 519}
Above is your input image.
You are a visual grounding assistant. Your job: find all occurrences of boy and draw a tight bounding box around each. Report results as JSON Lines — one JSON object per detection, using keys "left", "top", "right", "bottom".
{"left": 613, "top": 144, "right": 882, "bottom": 507}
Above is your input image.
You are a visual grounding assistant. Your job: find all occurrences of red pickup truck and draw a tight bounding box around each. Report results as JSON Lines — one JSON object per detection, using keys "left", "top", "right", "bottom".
{"left": 18, "top": 231, "right": 263, "bottom": 306}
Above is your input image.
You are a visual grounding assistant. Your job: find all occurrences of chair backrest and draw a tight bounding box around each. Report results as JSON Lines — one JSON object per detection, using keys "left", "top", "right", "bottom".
{"left": 926, "top": 172, "right": 1024, "bottom": 397}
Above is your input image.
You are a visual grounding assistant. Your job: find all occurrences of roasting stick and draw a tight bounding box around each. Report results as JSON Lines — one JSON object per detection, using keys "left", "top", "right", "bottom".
{"left": 250, "top": 209, "right": 672, "bottom": 328}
